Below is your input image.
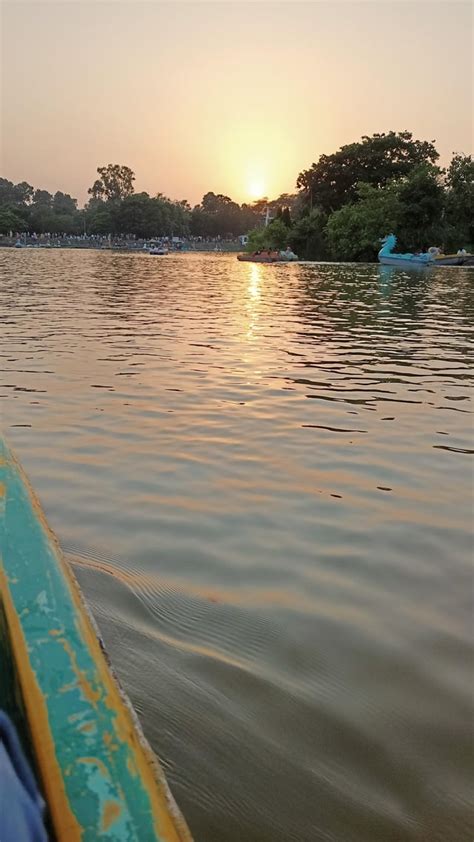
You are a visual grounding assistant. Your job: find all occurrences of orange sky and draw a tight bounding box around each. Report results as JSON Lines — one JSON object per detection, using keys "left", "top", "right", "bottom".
{"left": 1, "top": 1, "right": 472, "bottom": 206}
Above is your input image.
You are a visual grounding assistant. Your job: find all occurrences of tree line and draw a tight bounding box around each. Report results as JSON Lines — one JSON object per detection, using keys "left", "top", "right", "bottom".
{"left": 0, "top": 164, "right": 265, "bottom": 240}
{"left": 0, "top": 131, "right": 472, "bottom": 260}
{"left": 250, "top": 132, "right": 473, "bottom": 260}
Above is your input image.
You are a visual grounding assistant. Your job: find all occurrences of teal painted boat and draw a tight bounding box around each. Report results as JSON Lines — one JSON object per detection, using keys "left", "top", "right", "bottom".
{"left": 0, "top": 436, "right": 192, "bottom": 842}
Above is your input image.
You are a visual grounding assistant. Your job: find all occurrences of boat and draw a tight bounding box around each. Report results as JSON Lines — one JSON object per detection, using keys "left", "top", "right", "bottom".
{"left": 378, "top": 234, "right": 433, "bottom": 267}
{"left": 237, "top": 248, "right": 299, "bottom": 263}
{"left": 0, "top": 436, "right": 192, "bottom": 842}
{"left": 433, "top": 252, "right": 474, "bottom": 267}
{"left": 149, "top": 247, "right": 169, "bottom": 255}
{"left": 143, "top": 241, "right": 169, "bottom": 255}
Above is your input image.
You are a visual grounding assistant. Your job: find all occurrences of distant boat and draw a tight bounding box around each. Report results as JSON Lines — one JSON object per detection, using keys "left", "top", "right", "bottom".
{"left": 433, "top": 252, "right": 474, "bottom": 267}
{"left": 0, "top": 436, "right": 192, "bottom": 842}
{"left": 149, "top": 246, "right": 169, "bottom": 255}
{"left": 144, "top": 241, "right": 169, "bottom": 255}
{"left": 237, "top": 248, "right": 299, "bottom": 263}
{"left": 14, "top": 240, "right": 24, "bottom": 248}
{"left": 378, "top": 234, "right": 433, "bottom": 267}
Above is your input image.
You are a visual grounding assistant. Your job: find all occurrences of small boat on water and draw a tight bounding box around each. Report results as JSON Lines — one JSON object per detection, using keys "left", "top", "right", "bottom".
{"left": 149, "top": 246, "right": 169, "bottom": 255}
{"left": 237, "top": 248, "right": 299, "bottom": 263}
{"left": 0, "top": 436, "right": 192, "bottom": 841}
{"left": 143, "top": 241, "right": 169, "bottom": 255}
{"left": 433, "top": 252, "right": 474, "bottom": 267}
{"left": 378, "top": 234, "right": 433, "bottom": 267}
{"left": 379, "top": 234, "right": 474, "bottom": 269}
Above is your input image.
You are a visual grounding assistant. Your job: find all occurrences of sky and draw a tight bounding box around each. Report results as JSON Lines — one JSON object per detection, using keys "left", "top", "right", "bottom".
{"left": 1, "top": 0, "right": 472, "bottom": 207}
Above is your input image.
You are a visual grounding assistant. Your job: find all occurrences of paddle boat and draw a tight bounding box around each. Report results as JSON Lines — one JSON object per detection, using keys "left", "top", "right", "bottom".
{"left": 0, "top": 436, "right": 192, "bottom": 842}
{"left": 431, "top": 249, "right": 474, "bottom": 267}
{"left": 378, "top": 234, "right": 433, "bottom": 267}
{"left": 237, "top": 247, "right": 299, "bottom": 263}
{"left": 143, "top": 241, "right": 169, "bottom": 255}
{"left": 149, "top": 246, "right": 169, "bottom": 255}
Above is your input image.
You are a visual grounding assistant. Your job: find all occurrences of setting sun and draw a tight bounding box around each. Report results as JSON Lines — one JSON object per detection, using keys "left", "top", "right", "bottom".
{"left": 247, "top": 178, "right": 266, "bottom": 200}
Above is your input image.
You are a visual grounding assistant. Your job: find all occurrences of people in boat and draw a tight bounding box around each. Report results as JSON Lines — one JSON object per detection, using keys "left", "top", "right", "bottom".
{"left": 457, "top": 247, "right": 467, "bottom": 256}
{"left": 280, "top": 246, "right": 297, "bottom": 260}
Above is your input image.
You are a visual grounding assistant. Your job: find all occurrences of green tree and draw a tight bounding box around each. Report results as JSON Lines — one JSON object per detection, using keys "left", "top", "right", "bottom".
{"left": 88, "top": 164, "right": 135, "bottom": 202}
{"left": 53, "top": 191, "right": 77, "bottom": 215}
{"left": 297, "top": 131, "right": 439, "bottom": 213}
{"left": 443, "top": 154, "right": 474, "bottom": 248}
{"left": 291, "top": 209, "right": 328, "bottom": 259}
{"left": 396, "top": 164, "right": 444, "bottom": 249}
{"left": 191, "top": 192, "right": 252, "bottom": 237}
{"left": 86, "top": 202, "right": 114, "bottom": 235}
{"left": 116, "top": 192, "right": 155, "bottom": 237}
{"left": 14, "top": 181, "right": 34, "bottom": 205}
{"left": 0, "top": 206, "right": 28, "bottom": 234}
{"left": 0, "top": 179, "right": 33, "bottom": 206}
{"left": 326, "top": 182, "right": 401, "bottom": 261}
{"left": 247, "top": 219, "right": 292, "bottom": 252}
{"left": 32, "top": 189, "right": 53, "bottom": 208}
{"left": 29, "top": 190, "right": 54, "bottom": 232}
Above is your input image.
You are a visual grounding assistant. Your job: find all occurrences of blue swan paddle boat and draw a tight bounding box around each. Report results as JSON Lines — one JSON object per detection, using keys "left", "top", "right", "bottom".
{"left": 378, "top": 234, "right": 434, "bottom": 268}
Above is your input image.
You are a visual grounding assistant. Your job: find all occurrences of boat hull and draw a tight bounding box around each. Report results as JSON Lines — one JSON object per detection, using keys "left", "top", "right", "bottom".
{"left": 0, "top": 437, "right": 191, "bottom": 842}
{"left": 378, "top": 256, "right": 432, "bottom": 268}
{"left": 237, "top": 254, "right": 297, "bottom": 263}
{"left": 434, "top": 254, "right": 474, "bottom": 266}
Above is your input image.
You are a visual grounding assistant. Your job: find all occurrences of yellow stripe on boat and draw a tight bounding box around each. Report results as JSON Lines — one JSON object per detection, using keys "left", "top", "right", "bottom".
{"left": 0, "top": 436, "right": 192, "bottom": 841}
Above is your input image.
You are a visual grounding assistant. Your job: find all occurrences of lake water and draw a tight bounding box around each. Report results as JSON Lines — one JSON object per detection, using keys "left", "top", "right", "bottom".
{"left": 1, "top": 249, "right": 473, "bottom": 842}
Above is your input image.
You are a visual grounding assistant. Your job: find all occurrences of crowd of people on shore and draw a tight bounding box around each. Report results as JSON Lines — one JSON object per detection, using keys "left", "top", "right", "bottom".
{"left": 0, "top": 231, "right": 243, "bottom": 250}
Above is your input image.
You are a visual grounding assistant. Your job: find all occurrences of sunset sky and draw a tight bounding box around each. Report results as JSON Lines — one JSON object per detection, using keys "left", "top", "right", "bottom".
{"left": 1, "top": 1, "right": 472, "bottom": 207}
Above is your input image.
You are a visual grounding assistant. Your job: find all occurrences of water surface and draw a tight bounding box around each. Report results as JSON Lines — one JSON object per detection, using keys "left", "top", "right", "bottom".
{"left": 1, "top": 250, "right": 473, "bottom": 842}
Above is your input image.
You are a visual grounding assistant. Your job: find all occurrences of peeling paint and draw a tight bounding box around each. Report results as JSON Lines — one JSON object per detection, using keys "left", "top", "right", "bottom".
{"left": 0, "top": 436, "right": 192, "bottom": 842}
{"left": 102, "top": 800, "right": 122, "bottom": 832}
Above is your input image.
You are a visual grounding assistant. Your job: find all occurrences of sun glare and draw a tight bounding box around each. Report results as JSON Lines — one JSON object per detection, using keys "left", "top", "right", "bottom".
{"left": 247, "top": 178, "right": 265, "bottom": 200}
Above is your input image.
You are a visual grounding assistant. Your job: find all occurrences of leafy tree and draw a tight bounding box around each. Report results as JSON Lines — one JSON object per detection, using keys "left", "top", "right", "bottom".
{"left": 53, "top": 191, "right": 77, "bottom": 215}
{"left": 116, "top": 192, "right": 155, "bottom": 237}
{"left": 326, "top": 182, "right": 401, "bottom": 261}
{"left": 32, "top": 189, "right": 53, "bottom": 207}
{"left": 14, "top": 181, "right": 34, "bottom": 205}
{"left": 265, "top": 218, "right": 292, "bottom": 249}
{"left": 86, "top": 203, "right": 114, "bottom": 235}
{"left": 201, "top": 192, "right": 232, "bottom": 214}
{"left": 191, "top": 192, "right": 256, "bottom": 237}
{"left": 88, "top": 164, "right": 135, "bottom": 202}
{"left": 297, "top": 131, "right": 439, "bottom": 213}
{"left": 247, "top": 218, "right": 292, "bottom": 252}
{"left": 443, "top": 154, "right": 474, "bottom": 248}
{"left": 0, "top": 178, "right": 34, "bottom": 206}
{"left": 0, "top": 206, "right": 28, "bottom": 233}
{"left": 0, "top": 178, "right": 17, "bottom": 205}
{"left": 396, "top": 164, "right": 444, "bottom": 249}
{"left": 291, "top": 209, "right": 328, "bottom": 259}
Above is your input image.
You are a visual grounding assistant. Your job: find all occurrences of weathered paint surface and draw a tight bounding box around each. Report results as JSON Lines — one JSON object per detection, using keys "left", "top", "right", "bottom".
{"left": 0, "top": 437, "right": 192, "bottom": 842}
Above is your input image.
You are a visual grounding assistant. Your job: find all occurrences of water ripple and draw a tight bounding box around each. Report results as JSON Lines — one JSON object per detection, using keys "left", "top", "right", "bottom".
{"left": 1, "top": 250, "right": 473, "bottom": 842}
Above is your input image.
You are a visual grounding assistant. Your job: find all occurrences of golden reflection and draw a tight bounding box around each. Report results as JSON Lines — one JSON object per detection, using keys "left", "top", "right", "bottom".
{"left": 248, "top": 263, "right": 261, "bottom": 301}
{"left": 246, "top": 263, "right": 262, "bottom": 341}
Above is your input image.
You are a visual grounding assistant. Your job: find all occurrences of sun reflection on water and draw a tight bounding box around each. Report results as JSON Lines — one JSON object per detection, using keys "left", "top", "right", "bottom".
{"left": 245, "top": 263, "right": 262, "bottom": 341}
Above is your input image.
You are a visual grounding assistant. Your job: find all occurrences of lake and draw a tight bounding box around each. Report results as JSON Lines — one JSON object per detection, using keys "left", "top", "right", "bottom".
{"left": 1, "top": 249, "right": 473, "bottom": 842}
